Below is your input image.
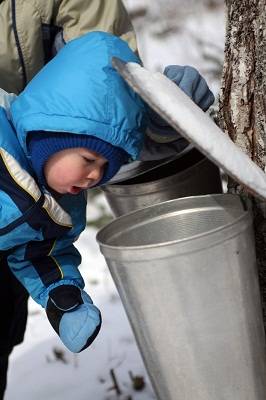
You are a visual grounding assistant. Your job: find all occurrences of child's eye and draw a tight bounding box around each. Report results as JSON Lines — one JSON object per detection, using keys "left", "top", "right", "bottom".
{"left": 83, "top": 157, "right": 94, "bottom": 163}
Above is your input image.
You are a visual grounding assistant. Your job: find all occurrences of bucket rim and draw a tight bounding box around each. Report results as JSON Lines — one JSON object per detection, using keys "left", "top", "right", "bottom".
{"left": 102, "top": 148, "right": 206, "bottom": 193}
{"left": 105, "top": 143, "right": 194, "bottom": 186}
{"left": 96, "top": 194, "right": 251, "bottom": 255}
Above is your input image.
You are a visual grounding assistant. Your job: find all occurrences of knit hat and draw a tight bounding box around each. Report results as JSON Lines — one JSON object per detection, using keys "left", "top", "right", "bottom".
{"left": 27, "top": 131, "right": 129, "bottom": 187}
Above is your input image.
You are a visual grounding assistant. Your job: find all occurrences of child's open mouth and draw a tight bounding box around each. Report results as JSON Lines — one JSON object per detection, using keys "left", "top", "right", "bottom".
{"left": 69, "top": 186, "right": 83, "bottom": 195}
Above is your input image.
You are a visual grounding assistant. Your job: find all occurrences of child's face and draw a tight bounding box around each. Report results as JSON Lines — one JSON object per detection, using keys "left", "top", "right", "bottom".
{"left": 44, "top": 147, "right": 108, "bottom": 194}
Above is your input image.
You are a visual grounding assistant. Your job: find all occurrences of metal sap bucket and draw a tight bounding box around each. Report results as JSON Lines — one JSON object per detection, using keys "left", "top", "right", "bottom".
{"left": 97, "top": 194, "right": 266, "bottom": 400}
{"left": 102, "top": 147, "right": 222, "bottom": 217}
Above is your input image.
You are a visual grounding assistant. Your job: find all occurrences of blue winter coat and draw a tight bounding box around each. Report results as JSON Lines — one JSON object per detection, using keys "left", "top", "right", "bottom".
{"left": 0, "top": 32, "right": 146, "bottom": 307}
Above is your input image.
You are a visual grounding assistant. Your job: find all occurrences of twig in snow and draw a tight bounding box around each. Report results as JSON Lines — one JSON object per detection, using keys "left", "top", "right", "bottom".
{"left": 108, "top": 368, "right": 122, "bottom": 395}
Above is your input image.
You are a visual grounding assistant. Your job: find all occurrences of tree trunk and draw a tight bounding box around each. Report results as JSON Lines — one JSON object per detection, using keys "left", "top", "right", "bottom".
{"left": 218, "top": 0, "right": 266, "bottom": 325}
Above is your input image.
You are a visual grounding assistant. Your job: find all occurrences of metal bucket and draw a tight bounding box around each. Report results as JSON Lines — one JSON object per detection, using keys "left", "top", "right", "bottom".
{"left": 97, "top": 194, "right": 266, "bottom": 400}
{"left": 102, "top": 148, "right": 222, "bottom": 217}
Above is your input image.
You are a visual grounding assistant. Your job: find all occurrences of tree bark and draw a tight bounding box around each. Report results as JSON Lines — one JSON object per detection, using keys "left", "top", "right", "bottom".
{"left": 219, "top": 0, "right": 266, "bottom": 325}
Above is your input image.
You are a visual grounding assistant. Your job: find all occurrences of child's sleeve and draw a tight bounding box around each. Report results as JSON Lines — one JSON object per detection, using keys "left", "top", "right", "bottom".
{"left": 7, "top": 236, "right": 85, "bottom": 308}
{"left": 53, "top": 0, "right": 137, "bottom": 52}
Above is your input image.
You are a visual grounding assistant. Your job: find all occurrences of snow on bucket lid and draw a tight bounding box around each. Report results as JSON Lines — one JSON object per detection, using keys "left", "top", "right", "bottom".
{"left": 112, "top": 57, "right": 266, "bottom": 201}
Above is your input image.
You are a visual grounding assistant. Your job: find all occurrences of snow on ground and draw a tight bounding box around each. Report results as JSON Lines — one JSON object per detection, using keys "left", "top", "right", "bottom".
{"left": 7, "top": 2, "right": 225, "bottom": 399}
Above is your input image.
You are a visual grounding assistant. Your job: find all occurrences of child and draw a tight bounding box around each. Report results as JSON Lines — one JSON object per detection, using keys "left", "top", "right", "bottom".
{"left": 0, "top": 31, "right": 214, "bottom": 393}
{"left": 0, "top": 1, "right": 138, "bottom": 397}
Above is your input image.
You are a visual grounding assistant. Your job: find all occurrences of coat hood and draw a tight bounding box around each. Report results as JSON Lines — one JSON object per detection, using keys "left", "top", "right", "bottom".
{"left": 11, "top": 31, "right": 147, "bottom": 162}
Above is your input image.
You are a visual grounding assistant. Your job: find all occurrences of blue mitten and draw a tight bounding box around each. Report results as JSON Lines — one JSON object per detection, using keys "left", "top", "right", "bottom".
{"left": 46, "top": 285, "right": 101, "bottom": 353}
{"left": 164, "top": 65, "right": 215, "bottom": 111}
{"left": 147, "top": 65, "right": 215, "bottom": 140}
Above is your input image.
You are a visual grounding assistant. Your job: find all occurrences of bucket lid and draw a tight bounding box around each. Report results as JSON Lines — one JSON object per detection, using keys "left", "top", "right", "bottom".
{"left": 112, "top": 57, "right": 266, "bottom": 200}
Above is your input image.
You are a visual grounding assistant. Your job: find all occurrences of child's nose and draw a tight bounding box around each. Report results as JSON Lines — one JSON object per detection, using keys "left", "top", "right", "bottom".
{"left": 87, "top": 165, "right": 102, "bottom": 181}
